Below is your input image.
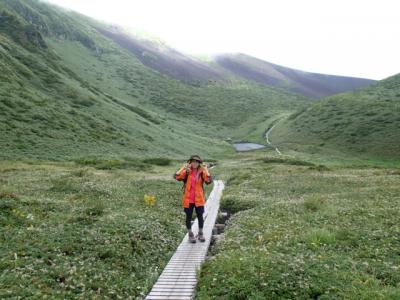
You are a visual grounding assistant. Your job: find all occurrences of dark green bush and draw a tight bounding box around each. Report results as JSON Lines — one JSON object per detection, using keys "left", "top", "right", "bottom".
{"left": 142, "top": 157, "right": 171, "bottom": 166}
{"left": 262, "top": 157, "right": 315, "bottom": 166}
{"left": 220, "top": 196, "right": 256, "bottom": 214}
{"left": 74, "top": 157, "right": 149, "bottom": 170}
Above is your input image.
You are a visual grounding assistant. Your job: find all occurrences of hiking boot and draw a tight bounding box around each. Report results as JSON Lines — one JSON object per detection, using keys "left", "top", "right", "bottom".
{"left": 197, "top": 230, "right": 205, "bottom": 242}
{"left": 188, "top": 231, "right": 196, "bottom": 243}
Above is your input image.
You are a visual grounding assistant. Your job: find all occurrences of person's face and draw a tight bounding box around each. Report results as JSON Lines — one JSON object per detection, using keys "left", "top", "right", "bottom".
{"left": 190, "top": 160, "right": 200, "bottom": 169}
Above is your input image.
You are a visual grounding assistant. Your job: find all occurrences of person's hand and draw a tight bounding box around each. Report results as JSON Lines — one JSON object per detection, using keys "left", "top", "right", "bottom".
{"left": 178, "top": 162, "right": 189, "bottom": 172}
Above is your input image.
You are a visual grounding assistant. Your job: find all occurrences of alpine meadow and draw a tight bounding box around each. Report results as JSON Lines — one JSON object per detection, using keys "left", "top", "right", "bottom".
{"left": 1, "top": 0, "right": 399, "bottom": 299}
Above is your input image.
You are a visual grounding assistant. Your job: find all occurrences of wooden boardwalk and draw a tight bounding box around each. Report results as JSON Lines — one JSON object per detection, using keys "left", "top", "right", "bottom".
{"left": 145, "top": 180, "right": 225, "bottom": 300}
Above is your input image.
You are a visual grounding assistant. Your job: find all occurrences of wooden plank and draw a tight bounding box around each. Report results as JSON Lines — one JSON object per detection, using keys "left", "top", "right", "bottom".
{"left": 148, "top": 291, "right": 193, "bottom": 295}
{"left": 146, "top": 295, "right": 193, "bottom": 299}
{"left": 154, "top": 282, "right": 196, "bottom": 284}
{"left": 158, "top": 274, "right": 197, "bottom": 277}
{"left": 156, "top": 277, "right": 195, "bottom": 281}
{"left": 153, "top": 283, "right": 197, "bottom": 287}
{"left": 144, "top": 180, "right": 224, "bottom": 300}
{"left": 160, "top": 274, "right": 197, "bottom": 277}
{"left": 146, "top": 296, "right": 192, "bottom": 300}
{"left": 160, "top": 272, "right": 197, "bottom": 275}
{"left": 151, "top": 284, "right": 195, "bottom": 288}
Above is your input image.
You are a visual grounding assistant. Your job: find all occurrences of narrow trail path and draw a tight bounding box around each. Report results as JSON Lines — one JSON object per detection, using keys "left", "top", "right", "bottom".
{"left": 145, "top": 180, "right": 225, "bottom": 300}
{"left": 265, "top": 123, "right": 282, "bottom": 155}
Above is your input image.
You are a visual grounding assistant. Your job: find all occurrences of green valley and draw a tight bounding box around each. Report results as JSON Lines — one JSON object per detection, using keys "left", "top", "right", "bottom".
{"left": 1, "top": 0, "right": 399, "bottom": 299}
{"left": 0, "top": 0, "right": 309, "bottom": 161}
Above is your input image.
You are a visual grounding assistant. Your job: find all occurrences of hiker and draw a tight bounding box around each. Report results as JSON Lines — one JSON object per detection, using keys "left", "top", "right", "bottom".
{"left": 174, "top": 155, "right": 213, "bottom": 243}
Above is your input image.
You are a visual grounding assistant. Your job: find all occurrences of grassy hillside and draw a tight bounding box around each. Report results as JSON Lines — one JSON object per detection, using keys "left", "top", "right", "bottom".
{"left": 269, "top": 74, "right": 400, "bottom": 160}
{"left": 215, "top": 53, "right": 376, "bottom": 98}
{"left": 47, "top": 38, "right": 307, "bottom": 139}
{"left": 0, "top": 0, "right": 231, "bottom": 160}
{"left": 0, "top": 0, "right": 310, "bottom": 160}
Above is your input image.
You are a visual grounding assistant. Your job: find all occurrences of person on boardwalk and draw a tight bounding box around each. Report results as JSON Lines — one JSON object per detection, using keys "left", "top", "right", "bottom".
{"left": 174, "top": 155, "right": 213, "bottom": 243}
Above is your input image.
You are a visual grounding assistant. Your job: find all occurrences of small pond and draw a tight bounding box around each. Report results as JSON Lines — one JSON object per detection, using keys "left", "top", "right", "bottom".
{"left": 233, "top": 143, "right": 266, "bottom": 152}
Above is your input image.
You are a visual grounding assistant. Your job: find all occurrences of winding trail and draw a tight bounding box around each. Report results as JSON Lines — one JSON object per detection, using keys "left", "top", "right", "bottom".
{"left": 265, "top": 124, "right": 282, "bottom": 155}
{"left": 145, "top": 180, "right": 225, "bottom": 300}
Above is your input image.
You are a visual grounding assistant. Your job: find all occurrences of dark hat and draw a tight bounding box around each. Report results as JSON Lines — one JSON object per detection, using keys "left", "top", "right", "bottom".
{"left": 187, "top": 155, "right": 202, "bottom": 163}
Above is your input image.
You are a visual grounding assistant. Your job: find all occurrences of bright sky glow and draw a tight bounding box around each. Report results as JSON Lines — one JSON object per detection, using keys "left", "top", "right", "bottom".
{"left": 44, "top": 0, "right": 400, "bottom": 80}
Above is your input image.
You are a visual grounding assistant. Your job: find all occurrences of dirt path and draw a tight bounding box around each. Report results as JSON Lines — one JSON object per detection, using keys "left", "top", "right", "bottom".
{"left": 265, "top": 124, "right": 282, "bottom": 155}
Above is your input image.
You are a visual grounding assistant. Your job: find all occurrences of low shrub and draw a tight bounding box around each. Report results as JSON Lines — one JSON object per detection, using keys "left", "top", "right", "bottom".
{"left": 49, "top": 178, "right": 80, "bottom": 193}
{"left": 303, "top": 228, "right": 337, "bottom": 249}
{"left": 142, "top": 157, "right": 171, "bottom": 166}
{"left": 308, "top": 164, "right": 330, "bottom": 171}
{"left": 220, "top": 196, "right": 256, "bottom": 214}
{"left": 303, "top": 195, "right": 326, "bottom": 212}
{"left": 74, "top": 157, "right": 149, "bottom": 170}
{"left": 262, "top": 157, "right": 315, "bottom": 166}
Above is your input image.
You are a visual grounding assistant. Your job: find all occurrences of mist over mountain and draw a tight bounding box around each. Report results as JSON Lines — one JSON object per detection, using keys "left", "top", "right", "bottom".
{"left": 214, "top": 53, "right": 376, "bottom": 98}
{"left": 95, "top": 26, "right": 376, "bottom": 98}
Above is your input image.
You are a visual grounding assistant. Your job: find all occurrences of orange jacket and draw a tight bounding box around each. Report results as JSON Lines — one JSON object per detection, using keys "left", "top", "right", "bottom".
{"left": 174, "top": 166, "right": 212, "bottom": 208}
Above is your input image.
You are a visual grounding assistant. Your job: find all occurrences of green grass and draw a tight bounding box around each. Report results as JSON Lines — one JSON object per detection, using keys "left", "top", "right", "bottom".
{"left": 0, "top": 160, "right": 207, "bottom": 299}
{"left": 196, "top": 151, "right": 400, "bottom": 299}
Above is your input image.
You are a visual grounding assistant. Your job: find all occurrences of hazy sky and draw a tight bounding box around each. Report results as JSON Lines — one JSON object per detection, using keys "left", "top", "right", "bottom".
{"left": 44, "top": 0, "right": 400, "bottom": 80}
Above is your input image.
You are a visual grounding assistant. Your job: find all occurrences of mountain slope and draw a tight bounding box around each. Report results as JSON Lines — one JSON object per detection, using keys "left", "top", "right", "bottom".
{"left": 90, "top": 26, "right": 375, "bottom": 99}
{"left": 0, "top": 0, "right": 308, "bottom": 160}
{"left": 215, "top": 53, "right": 376, "bottom": 98}
{"left": 96, "top": 26, "right": 223, "bottom": 83}
{"left": 0, "top": 0, "right": 226, "bottom": 159}
{"left": 269, "top": 74, "right": 400, "bottom": 159}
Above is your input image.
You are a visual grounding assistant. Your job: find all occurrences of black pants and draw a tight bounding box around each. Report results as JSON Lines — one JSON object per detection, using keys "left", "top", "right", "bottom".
{"left": 184, "top": 204, "right": 204, "bottom": 230}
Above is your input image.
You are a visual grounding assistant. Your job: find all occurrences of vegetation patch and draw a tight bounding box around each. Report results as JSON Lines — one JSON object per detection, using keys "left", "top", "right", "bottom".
{"left": 142, "top": 157, "right": 171, "bottom": 166}
{"left": 0, "top": 161, "right": 186, "bottom": 299}
{"left": 109, "top": 97, "right": 161, "bottom": 125}
{"left": 303, "top": 195, "right": 326, "bottom": 212}
{"left": 261, "top": 157, "right": 315, "bottom": 166}
{"left": 197, "top": 153, "right": 400, "bottom": 299}
{"left": 73, "top": 157, "right": 149, "bottom": 170}
{"left": 303, "top": 228, "right": 337, "bottom": 249}
{"left": 308, "top": 164, "right": 330, "bottom": 171}
{"left": 49, "top": 177, "right": 81, "bottom": 193}
{"left": 220, "top": 196, "right": 257, "bottom": 214}
{"left": 226, "top": 172, "right": 250, "bottom": 185}
{"left": 271, "top": 74, "right": 400, "bottom": 159}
